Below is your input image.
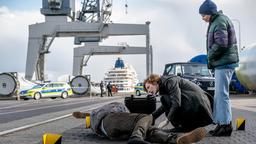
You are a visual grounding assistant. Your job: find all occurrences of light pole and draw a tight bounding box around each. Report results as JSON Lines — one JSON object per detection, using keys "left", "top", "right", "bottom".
{"left": 232, "top": 19, "right": 242, "bottom": 52}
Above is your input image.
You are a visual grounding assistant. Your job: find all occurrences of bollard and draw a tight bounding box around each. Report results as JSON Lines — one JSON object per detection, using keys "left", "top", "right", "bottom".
{"left": 85, "top": 115, "right": 91, "bottom": 128}
{"left": 42, "top": 133, "right": 62, "bottom": 144}
{"left": 236, "top": 117, "right": 245, "bottom": 130}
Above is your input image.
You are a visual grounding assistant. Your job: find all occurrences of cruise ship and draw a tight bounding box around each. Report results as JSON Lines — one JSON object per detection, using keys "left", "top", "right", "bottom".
{"left": 104, "top": 58, "right": 139, "bottom": 93}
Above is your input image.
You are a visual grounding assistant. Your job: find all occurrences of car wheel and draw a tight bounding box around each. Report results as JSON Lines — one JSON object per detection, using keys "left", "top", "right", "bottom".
{"left": 136, "top": 90, "right": 141, "bottom": 96}
{"left": 61, "top": 91, "right": 68, "bottom": 99}
{"left": 34, "top": 92, "right": 41, "bottom": 100}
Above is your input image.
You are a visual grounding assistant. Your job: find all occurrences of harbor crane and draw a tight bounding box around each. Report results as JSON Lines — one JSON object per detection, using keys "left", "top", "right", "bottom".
{"left": 25, "top": 0, "right": 152, "bottom": 82}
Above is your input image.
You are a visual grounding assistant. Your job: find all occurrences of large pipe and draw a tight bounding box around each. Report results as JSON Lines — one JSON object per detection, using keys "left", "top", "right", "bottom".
{"left": 0, "top": 73, "right": 19, "bottom": 97}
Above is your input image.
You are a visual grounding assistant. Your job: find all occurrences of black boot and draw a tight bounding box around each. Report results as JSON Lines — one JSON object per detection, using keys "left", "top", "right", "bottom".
{"left": 210, "top": 122, "right": 233, "bottom": 136}
{"left": 127, "top": 137, "right": 151, "bottom": 144}
{"left": 209, "top": 124, "right": 221, "bottom": 135}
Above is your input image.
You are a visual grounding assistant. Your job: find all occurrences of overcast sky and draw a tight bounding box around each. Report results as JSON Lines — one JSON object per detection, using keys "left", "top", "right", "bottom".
{"left": 0, "top": 0, "right": 255, "bottom": 82}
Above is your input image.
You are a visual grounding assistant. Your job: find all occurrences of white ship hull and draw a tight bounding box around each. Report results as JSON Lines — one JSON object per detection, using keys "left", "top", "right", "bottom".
{"left": 104, "top": 58, "right": 138, "bottom": 93}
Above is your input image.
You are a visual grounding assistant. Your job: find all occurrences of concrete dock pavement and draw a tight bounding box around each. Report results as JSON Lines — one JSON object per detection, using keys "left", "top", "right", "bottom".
{"left": 0, "top": 94, "right": 256, "bottom": 144}
{"left": 46, "top": 94, "right": 256, "bottom": 144}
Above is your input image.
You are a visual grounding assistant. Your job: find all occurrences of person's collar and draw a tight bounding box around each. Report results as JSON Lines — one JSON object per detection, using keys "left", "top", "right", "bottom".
{"left": 157, "top": 78, "right": 163, "bottom": 89}
{"left": 210, "top": 10, "right": 223, "bottom": 22}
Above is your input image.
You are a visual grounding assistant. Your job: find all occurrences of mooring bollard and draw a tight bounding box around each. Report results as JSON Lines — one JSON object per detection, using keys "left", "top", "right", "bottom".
{"left": 42, "top": 133, "right": 62, "bottom": 144}
{"left": 236, "top": 117, "right": 245, "bottom": 130}
{"left": 85, "top": 115, "right": 91, "bottom": 129}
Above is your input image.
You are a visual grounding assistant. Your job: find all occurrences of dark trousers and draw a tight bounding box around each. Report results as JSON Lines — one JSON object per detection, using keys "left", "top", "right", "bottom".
{"left": 100, "top": 89, "right": 104, "bottom": 97}
{"left": 102, "top": 113, "right": 176, "bottom": 143}
{"left": 107, "top": 90, "right": 112, "bottom": 96}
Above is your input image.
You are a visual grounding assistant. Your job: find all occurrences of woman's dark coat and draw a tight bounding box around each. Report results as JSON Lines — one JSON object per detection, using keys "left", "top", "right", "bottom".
{"left": 152, "top": 75, "right": 213, "bottom": 131}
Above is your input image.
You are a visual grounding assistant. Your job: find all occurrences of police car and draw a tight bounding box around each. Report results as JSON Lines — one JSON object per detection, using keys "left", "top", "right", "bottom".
{"left": 19, "top": 82, "right": 73, "bottom": 100}
{"left": 134, "top": 82, "right": 147, "bottom": 96}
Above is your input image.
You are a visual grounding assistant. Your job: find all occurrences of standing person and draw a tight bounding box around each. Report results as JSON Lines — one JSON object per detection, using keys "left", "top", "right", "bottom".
{"left": 107, "top": 82, "right": 113, "bottom": 97}
{"left": 73, "top": 102, "right": 207, "bottom": 144}
{"left": 100, "top": 81, "right": 104, "bottom": 97}
{"left": 199, "top": 0, "right": 239, "bottom": 136}
{"left": 143, "top": 74, "right": 213, "bottom": 133}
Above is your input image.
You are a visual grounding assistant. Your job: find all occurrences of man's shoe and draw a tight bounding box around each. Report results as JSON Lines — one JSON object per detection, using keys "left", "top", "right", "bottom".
{"left": 209, "top": 124, "right": 221, "bottom": 135}
{"left": 176, "top": 127, "right": 206, "bottom": 144}
{"left": 127, "top": 137, "right": 151, "bottom": 144}
{"left": 72, "top": 111, "right": 89, "bottom": 119}
{"left": 211, "top": 123, "right": 233, "bottom": 137}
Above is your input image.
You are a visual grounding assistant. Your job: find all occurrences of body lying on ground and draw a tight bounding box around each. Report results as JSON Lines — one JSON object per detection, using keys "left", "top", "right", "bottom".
{"left": 72, "top": 102, "right": 207, "bottom": 144}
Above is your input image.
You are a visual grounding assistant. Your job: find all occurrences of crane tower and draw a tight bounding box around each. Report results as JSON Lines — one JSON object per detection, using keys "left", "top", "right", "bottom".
{"left": 25, "top": 0, "right": 152, "bottom": 82}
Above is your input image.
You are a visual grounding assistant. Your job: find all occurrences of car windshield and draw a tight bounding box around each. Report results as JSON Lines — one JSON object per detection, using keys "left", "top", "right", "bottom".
{"left": 182, "top": 64, "right": 211, "bottom": 77}
{"left": 32, "top": 84, "right": 45, "bottom": 89}
{"left": 137, "top": 83, "right": 142, "bottom": 86}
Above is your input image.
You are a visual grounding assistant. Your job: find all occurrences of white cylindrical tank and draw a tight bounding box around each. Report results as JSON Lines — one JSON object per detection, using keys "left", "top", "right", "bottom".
{"left": 236, "top": 43, "right": 256, "bottom": 91}
{"left": 0, "top": 73, "right": 19, "bottom": 96}
{"left": 70, "top": 75, "right": 90, "bottom": 95}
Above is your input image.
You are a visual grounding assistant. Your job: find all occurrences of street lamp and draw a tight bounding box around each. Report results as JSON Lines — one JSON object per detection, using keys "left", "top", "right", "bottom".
{"left": 232, "top": 19, "right": 242, "bottom": 52}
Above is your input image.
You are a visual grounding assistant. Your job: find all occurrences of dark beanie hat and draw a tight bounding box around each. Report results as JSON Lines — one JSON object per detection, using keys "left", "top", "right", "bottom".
{"left": 199, "top": 0, "right": 217, "bottom": 15}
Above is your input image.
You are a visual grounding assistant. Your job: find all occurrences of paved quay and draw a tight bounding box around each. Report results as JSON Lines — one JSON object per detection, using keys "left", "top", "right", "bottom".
{"left": 0, "top": 94, "right": 255, "bottom": 144}
{"left": 57, "top": 94, "right": 256, "bottom": 144}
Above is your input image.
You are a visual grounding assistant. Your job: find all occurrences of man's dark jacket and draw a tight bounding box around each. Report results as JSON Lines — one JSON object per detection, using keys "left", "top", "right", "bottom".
{"left": 152, "top": 75, "right": 213, "bottom": 131}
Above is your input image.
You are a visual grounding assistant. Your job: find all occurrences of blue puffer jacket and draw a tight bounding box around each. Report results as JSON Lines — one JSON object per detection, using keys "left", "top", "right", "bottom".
{"left": 206, "top": 11, "right": 239, "bottom": 69}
